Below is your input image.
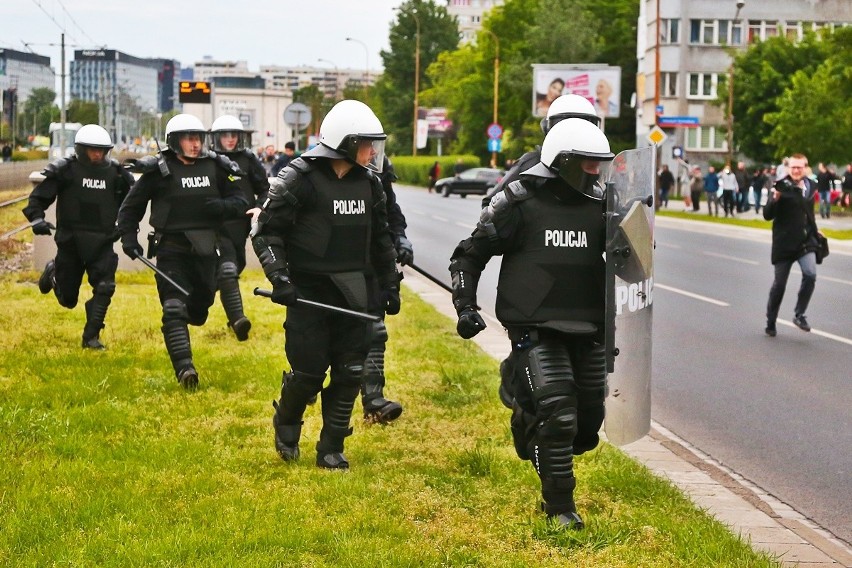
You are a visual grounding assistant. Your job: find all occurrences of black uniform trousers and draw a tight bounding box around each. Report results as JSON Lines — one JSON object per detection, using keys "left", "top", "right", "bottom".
{"left": 52, "top": 231, "right": 117, "bottom": 309}
{"left": 221, "top": 219, "right": 250, "bottom": 274}
{"left": 155, "top": 236, "right": 218, "bottom": 326}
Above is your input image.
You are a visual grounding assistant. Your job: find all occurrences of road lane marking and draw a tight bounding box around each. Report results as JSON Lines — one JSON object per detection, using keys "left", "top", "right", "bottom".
{"left": 655, "top": 283, "right": 730, "bottom": 306}
{"left": 657, "top": 242, "right": 682, "bottom": 249}
{"left": 702, "top": 251, "right": 760, "bottom": 265}
{"left": 455, "top": 222, "right": 475, "bottom": 230}
{"left": 790, "top": 270, "right": 852, "bottom": 287}
{"left": 431, "top": 215, "right": 449, "bottom": 222}
{"left": 777, "top": 320, "right": 852, "bottom": 346}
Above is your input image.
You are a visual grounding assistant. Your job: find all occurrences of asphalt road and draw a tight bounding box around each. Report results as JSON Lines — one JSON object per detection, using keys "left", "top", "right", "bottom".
{"left": 394, "top": 183, "right": 852, "bottom": 546}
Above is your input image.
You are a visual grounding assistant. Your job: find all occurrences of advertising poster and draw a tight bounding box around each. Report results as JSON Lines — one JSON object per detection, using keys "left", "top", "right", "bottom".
{"left": 532, "top": 65, "right": 621, "bottom": 119}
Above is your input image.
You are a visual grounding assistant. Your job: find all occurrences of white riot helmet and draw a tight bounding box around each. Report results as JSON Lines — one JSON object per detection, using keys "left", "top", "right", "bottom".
{"left": 527, "top": 118, "right": 614, "bottom": 199}
{"left": 210, "top": 114, "right": 247, "bottom": 153}
{"left": 74, "top": 124, "right": 113, "bottom": 165}
{"left": 165, "top": 113, "right": 207, "bottom": 157}
{"left": 308, "top": 99, "right": 386, "bottom": 173}
{"left": 540, "top": 94, "right": 601, "bottom": 133}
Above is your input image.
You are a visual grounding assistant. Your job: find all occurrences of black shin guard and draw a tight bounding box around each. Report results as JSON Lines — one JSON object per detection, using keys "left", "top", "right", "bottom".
{"left": 219, "top": 275, "right": 250, "bottom": 341}
{"left": 316, "top": 362, "right": 361, "bottom": 468}
{"left": 82, "top": 282, "right": 115, "bottom": 348}
{"left": 162, "top": 321, "right": 193, "bottom": 376}
{"left": 361, "top": 344, "right": 403, "bottom": 423}
{"left": 272, "top": 399, "right": 302, "bottom": 461}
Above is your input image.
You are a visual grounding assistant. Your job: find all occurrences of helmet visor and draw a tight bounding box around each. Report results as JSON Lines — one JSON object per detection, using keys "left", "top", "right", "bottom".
{"left": 347, "top": 136, "right": 386, "bottom": 174}
{"left": 212, "top": 130, "right": 244, "bottom": 153}
{"left": 555, "top": 152, "right": 614, "bottom": 200}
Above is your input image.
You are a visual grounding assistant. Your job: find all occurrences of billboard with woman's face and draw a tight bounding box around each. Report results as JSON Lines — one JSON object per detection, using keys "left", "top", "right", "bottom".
{"left": 532, "top": 65, "right": 621, "bottom": 119}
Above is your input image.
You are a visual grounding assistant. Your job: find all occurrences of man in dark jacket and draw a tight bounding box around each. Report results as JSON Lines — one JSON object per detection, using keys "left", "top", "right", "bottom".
{"left": 763, "top": 153, "right": 819, "bottom": 337}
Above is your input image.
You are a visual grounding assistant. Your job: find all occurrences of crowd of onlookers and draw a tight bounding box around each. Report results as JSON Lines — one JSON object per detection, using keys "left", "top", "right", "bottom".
{"left": 666, "top": 159, "right": 852, "bottom": 218}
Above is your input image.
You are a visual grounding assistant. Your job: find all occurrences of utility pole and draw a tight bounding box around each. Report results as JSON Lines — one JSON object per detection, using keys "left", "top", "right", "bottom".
{"left": 412, "top": 11, "right": 421, "bottom": 156}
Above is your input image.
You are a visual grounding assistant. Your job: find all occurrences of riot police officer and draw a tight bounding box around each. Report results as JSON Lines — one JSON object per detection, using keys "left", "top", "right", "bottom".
{"left": 252, "top": 99, "right": 399, "bottom": 469}
{"left": 449, "top": 118, "right": 615, "bottom": 529}
{"left": 485, "top": 94, "right": 600, "bottom": 204}
{"left": 23, "top": 124, "right": 135, "bottom": 349}
{"left": 209, "top": 114, "right": 270, "bottom": 341}
{"left": 117, "top": 114, "right": 248, "bottom": 389}
{"left": 360, "top": 155, "right": 412, "bottom": 423}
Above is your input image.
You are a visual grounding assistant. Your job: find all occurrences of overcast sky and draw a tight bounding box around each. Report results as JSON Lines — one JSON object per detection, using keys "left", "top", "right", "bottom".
{"left": 2, "top": 0, "right": 406, "bottom": 76}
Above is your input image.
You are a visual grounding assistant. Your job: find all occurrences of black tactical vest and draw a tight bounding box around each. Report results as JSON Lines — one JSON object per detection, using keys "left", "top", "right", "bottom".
{"left": 57, "top": 161, "right": 121, "bottom": 233}
{"left": 496, "top": 181, "right": 606, "bottom": 325}
{"left": 287, "top": 167, "right": 373, "bottom": 273}
{"left": 149, "top": 157, "right": 220, "bottom": 231}
{"left": 229, "top": 151, "right": 259, "bottom": 205}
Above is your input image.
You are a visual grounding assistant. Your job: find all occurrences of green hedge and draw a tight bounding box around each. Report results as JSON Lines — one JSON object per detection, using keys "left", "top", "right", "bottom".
{"left": 390, "top": 154, "right": 482, "bottom": 186}
{"left": 12, "top": 150, "right": 48, "bottom": 161}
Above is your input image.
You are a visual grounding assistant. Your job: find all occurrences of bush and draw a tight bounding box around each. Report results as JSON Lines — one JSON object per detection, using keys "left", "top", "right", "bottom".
{"left": 12, "top": 150, "right": 48, "bottom": 161}
{"left": 390, "top": 154, "right": 481, "bottom": 186}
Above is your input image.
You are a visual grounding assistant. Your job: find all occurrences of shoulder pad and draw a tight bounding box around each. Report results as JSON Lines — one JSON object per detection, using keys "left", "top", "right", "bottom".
{"left": 134, "top": 155, "right": 162, "bottom": 174}
{"left": 288, "top": 156, "right": 313, "bottom": 174}
{"left": 42, "top": 157, "right": 72, "bottom": 177}
{"left": 213, "top": 153, "right": 243, "bottom": 175}
{"left": 479, "top": 180, "right": 533, "bottom": 226}
{"left": 265, "top": 166, "right": 302, "bottom": 208}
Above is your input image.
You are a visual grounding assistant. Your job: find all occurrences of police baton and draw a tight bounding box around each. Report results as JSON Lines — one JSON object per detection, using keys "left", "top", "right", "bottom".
{"left": 407, "top": 262, "right": 453, "bottom": 294}
{"left": 0, "top": 220, "right": 42, "bottom": 240}
{"left": 135, "top": 256, "right": 190, "bottom": 297}
{"left": 253, "top": 288, "right": 381, "bottom": 322}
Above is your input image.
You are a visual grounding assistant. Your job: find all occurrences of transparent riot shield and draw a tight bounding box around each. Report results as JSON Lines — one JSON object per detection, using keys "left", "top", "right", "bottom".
{"left": 603, "top": 146, "right": 655, "bottom": 446}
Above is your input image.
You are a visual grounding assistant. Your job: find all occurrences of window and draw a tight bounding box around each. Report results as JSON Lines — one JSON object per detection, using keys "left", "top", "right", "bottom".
{"left": 686, "top": 126, "right": 727, "bottom": 151}
{"left": 687, "top": 72, "right": 718, "bottom": 99}
{"left": 660, "top": 18, "right": 680, "bottom": 44}
{"left": 748, "top": 20, "right": 780, "bottom": 43}
{"left": 690, "top": 19, "right": 744, "bottom": 45}
{"left": 661, "top": 72, "right": 678, "bottom": 97}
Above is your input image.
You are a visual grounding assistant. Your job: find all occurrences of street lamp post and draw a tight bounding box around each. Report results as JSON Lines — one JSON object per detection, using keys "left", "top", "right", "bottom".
{"left": 486, "top": 30, "right": 500, "bottom": 168}
{"left": 412, "top": 11, "right": 421, "bottom": 156}
{"left": 317, "top": 58, "right": 339, "bottom": 100}
{"left": 727, "top": 1, "right": 746, "bottom": 166}
{"left": 345, "top": 37, "right": 369, "bottom": 103}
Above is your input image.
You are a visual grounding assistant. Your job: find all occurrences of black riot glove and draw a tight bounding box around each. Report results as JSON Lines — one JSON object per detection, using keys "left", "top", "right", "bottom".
{"left": 121, "top": 233, "right": 143, "bottom": 260}
{"left": 394, "top": 235, "right": 414, "bottom": 266}
{"left": 382, "top": 286, "right": 401, "bottom": 315}
{"left": 31, "top": 219, "right": 55, "bottom": 236}
{"left": 456, "top": 307, "right": 486, "bottom": 339}
{"left": 270, "top": 272, "right": 298, "bottom": 306}
{"left": 204, "top": 198, "right": 229, "bottom": 220}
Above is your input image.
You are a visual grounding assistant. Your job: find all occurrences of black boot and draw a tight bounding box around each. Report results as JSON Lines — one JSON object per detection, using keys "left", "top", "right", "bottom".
{"left": 541, "top": 476, "right": 583, "bottom": 530}
{"left": 315, "top": 426, "right": 353, "bottom": 470}
{"left": 38, "top": 260, "right": 56, "bottom": 294}
{"left": 219, "top": 276, "right": 251, "bottom": 341}
{"left": 361, "top": 345, "right": 402, "bottom": 424}
{"left": 162, "top": 321, "right": 196, "bottom": 390}
{"left": 272, "top": 400, "right": 302, "bottom": 461}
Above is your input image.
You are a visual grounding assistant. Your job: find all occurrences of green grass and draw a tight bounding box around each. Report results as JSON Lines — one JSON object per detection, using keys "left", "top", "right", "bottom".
{"left": 657, "top": 207, "right": 852, "bottom": 240}
{"left": 0, "top": 268, "right": 779, "bottom": 567}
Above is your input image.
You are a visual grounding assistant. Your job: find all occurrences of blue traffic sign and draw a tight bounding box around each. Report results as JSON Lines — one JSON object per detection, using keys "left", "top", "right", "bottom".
{"left": 487, "top": 123, "right": 503, "bottom": 139}
{"left": 487, "top": 138, "right": 502, "bottom": 152}
{"left": 658, "top": 116, "right": 699, "bottom": 127}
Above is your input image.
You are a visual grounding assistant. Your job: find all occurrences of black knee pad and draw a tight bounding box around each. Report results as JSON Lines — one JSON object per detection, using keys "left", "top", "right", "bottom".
{"left": 217, "top": 261, "right": 238, "bottom": 282}
{"left": 162, "top": 298, "right": 188, "bottom": 324}
{"left": 510, "top": 402, "right": 535, "bottom": 460}
{"left": 281, "top": 370, "right": 325, "bottom": 401}
{"left": 95, "top": 280, "right": 116, "bottom": 298}
{"left": 331, "top": 354, "right": 365, "bottom": 388}
{"left": 525, "top": 343, "right": 576, "bottom": 415}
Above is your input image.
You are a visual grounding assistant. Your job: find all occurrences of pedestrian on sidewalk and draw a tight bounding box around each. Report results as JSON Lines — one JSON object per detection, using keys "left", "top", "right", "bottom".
{"left": 689, "top": 166, "right": 703, "bottom": 212}
{"left": 704, "top": 165, "right": 720, "bottom": 216}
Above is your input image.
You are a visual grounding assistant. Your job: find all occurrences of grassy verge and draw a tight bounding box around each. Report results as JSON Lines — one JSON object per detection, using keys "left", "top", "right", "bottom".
{"left": 1, "top": 268, "right": 779, "bottom": 567}
{"left": 657, "top": 207, "right": 852, "bottom": 240}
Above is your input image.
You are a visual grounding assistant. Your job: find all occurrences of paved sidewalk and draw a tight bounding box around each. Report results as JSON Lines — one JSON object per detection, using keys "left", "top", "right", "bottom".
{"left": 401, "top": 265, "right": 852, "bottom": 567}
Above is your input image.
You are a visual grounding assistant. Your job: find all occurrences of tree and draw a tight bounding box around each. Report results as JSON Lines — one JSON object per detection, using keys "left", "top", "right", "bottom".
{"left": 721, "top": 32, "right": 826, "bottom": 164}
{"left": 765, "top": 27, "right": 852, "bottom": 164}
{"left": 66, "top": 99, "right": 99, "bottom": 125}
{"left": 376, "top": 0, "right": 460, "bottom": 155}
{"left": 292, "top": 84, "right": 332, "bottom": 148}
{"left": 20, "top": 88, "right": 58, "bottom": 137}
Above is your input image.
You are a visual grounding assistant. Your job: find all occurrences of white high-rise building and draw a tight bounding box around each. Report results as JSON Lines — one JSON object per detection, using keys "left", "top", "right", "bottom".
{"left": 446, "top": 0, "right": 505, "bottom": 44}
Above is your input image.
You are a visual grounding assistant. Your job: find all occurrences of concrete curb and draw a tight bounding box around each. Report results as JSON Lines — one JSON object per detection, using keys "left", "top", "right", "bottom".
{"left": 401, "top": 265, "right": 852, "bottom": 567}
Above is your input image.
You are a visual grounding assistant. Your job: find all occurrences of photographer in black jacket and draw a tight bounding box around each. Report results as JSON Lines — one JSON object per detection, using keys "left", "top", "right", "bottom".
{"left": 763, "top": 153, "right": 820, "bottom": 337}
